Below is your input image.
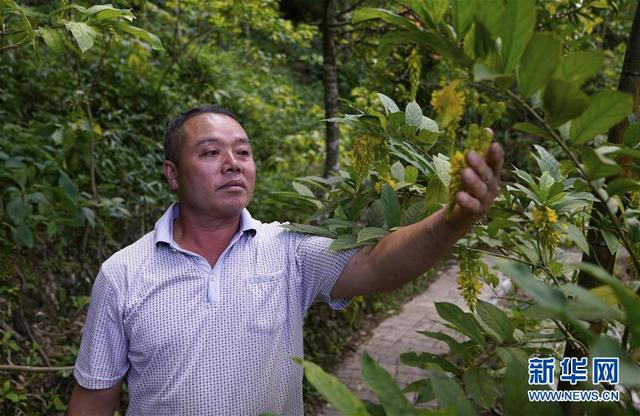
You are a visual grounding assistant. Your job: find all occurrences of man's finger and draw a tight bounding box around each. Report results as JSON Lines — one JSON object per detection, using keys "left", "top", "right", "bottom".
{"left": 462, "top": 167, "right": 491, "bottom": 207}
{"left": 456, "top": 191, "right": 484, "bottom": 215}
{"left": 486, "top": 143, "right": 504, "bottom": 178}
{"left": 466, "top": 150, "right": 495, "bottom": 185}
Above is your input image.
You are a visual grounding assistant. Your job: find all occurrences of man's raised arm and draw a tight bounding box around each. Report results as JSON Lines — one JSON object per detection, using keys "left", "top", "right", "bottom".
{"left": 331, "top": 142, "right": 504, "bottom": 299}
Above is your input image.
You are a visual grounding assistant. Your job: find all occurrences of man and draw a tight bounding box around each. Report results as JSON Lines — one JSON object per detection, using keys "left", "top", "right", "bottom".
{"left": 68, "top": 106, "right": 503, "bottom": 415}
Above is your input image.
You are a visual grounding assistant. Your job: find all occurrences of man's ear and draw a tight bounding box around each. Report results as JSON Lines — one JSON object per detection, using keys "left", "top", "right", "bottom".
{"left": 163, "top": 160, "right": 179, "bottom": 191}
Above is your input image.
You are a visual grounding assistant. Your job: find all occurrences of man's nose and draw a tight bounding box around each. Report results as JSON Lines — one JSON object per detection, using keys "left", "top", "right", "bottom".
{"left": 221, "top": 150, "right": 241, "bottom": 173}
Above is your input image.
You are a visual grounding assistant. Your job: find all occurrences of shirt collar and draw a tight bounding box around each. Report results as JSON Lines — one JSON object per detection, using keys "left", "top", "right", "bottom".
{"left": 153, "top": 202, "right": 259, "bottom": 247}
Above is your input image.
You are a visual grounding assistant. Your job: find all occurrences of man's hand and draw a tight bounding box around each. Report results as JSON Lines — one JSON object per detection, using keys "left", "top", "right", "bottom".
{"left": 446, "top": 141, "right": 504, "bottom": 233}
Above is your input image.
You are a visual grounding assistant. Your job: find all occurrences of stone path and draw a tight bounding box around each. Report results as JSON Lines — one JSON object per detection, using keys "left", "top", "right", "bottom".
{"left": 316, "top": 254, "right": 509, "bottom": 415}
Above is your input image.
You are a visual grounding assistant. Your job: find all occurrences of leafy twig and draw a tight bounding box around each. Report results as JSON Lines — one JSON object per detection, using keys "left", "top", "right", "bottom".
{"left": 505, "top": 89, "right": 640, "bottom": 278}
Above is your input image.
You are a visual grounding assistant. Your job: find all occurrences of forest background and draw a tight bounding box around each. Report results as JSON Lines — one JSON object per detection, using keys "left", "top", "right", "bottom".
{"left": 0, "top": 0, "right": 638, "bottom": 415}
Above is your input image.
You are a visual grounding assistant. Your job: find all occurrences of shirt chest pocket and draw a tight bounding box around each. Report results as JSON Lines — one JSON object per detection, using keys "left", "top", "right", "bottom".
{"left": 244, "top": 270, "right": 287, "bottom": 333}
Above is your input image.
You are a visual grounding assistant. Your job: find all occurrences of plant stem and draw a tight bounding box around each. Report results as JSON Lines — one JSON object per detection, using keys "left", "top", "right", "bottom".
{"left": 0, "top": 365, "right": 74, "bottom": 373}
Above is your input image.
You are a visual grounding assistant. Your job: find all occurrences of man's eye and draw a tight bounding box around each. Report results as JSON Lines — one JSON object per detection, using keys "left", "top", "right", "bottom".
{"left": 238, "top": 150, "right": 250, "bottom": 156}
{"left": 204, "top": 150, "right": 219, "bottom": 156}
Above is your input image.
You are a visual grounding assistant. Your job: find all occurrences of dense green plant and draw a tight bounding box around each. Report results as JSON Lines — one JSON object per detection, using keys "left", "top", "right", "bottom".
{"left": 0, "top": 0, "right": 350, "bottom": 413}
{"left": 287, "top": 0, "right": 640, "bottom": 414}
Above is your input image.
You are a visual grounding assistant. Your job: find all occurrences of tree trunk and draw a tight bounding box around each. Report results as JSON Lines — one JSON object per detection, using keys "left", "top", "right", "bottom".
{"left": 321, "top": 0, "right": 341, "bottom": 177}
{"left": 559, "top": 3, "right": 640, "bottom": 415}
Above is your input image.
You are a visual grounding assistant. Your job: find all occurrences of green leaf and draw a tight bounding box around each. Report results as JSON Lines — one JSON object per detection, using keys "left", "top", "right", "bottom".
{"left": 590, "top": 335, "right": 640, "bottom": 387}
{"left": 58, "top": 171, "right": 79, "bottom": 204}
{"left": 376, "top": 28, "right": 472, "bottom": 67}
{"left": 532, "top": 145, "right": 561, "bottom": 181}
{"left": 417, "top": 330, "right": 471, "bottom": 361}
{"left": 292, "top": 181, "right": 315, "bottom": 198}
{"left": 294, "top": 358, "right": 368, "bottom": 416}
{"left": 554, "top": 51, "right": 605, "bottom": 87}
{"left": 82, "top": 207, "right": 95, "bottom": 228}
{"left": 428, "top": 366, "right": 476, "bottom": 415}
{"left": 476, "top": 0, "right": 507, "bottom": 36}
{"left": 580, "top": 147, "right": 622, "bottom": 180}
{"left": 495, "top": 259, "right": 566, "bottom": 314}
{"left": 381, "top": 184, "right": 401, "bottom": 228}
{"left": 86, "top": 5, "right": 134, "bottom": 21}
{"left": 513, "top": 122, "right": 552, "bottom": 140}
{"left": 405, "top": 166, "right": 419, "bottom": 184}
{"left": 352, "top": 7, "right": 415, "bottom": 30}
{"left": 562, "top": 222, "right": 589, "bottom": 255}
{"left": 114, "top": 22, "right": 164, "bottom": 51}
{"left": 559, "top": 283, "right": 624, "bottom": 322}
{"left": 64, "top": 21, "right": 98, "bottom": 53}
{"left": 423, "top": 0, "right": 449, "bottom": 24}
{"left": 601, "top": 229, "right": 622, "bottom": 255}
{"left": 499, "top": 348, "right": 562, "bottom": 416}
{"left": 400, "top": 351, "right": 460, "bottom": 374}
{"left": 281, "top": 223, "right": 336, "bottom": 238}
{"left": 14, "top": 223, "right": 33, "bottom": 248}
{"left": 435, "top": 302, "right": 486, "bottom": 348}
{"left": 471, "top": 20, "right": 496, "bottom": 60}
{"left": 623, "top": 123, "right": 640, "bottom": 148}
{"left": 542, "top": 78, "right": 589, "bottom": 127}
{"left": 7, "top": 197, "right": 27, "bottom": 224}
{"left": 357, "top": 227, "right": 389, "bottom": 243}
{"left": 377, "top": 93, "right": 400, "bottom": 114}
{"left": 405, "top": 101, "right": 423, "bottom": 128}
{"left": 403, "top": 379, "right": 434, "bottom": 403}
{"left": 475, "top": 300, "right": 514, "bottom": 343}
{"left": 38, "top": 27, "right": 65, "bottom": 54}
{"left": 367, "top": 200, "right": 386, "bottom": 228}
{"left": 496, "top": 0, "right": 536, "bottom": 72}
{"left": 329, "top": 234, "right": 369, "bottom": 251}
{"left": 361, "top": 352, "right": 416, "bottom": 416}
{"left": 403, "top": 199, "right": 426, "bottom": 225}
{"left": 579, "top": 263, "right": 640, "bottom": 348}
{"left": 391, "top": 161, "right": 405, "bottom": 182}
{"left": 517, "top": 33, "right": 562, "bottom": 97}
{"left": 452, "top": 0, "right": 475, "bottom": 35}
{"left": 425, "top": 174, "right": 448, "bottom": 216}
{"left": 569, "top": 91, "right": 633, "bottom": 144}
{"left": 463, "top": 368, "right": 497, "bottom": 409}
{"left": 607, "top": 177, "right": 640, "bottom": 195}
{"left": 419, "top": 116, "right": 439, "bottom": 133}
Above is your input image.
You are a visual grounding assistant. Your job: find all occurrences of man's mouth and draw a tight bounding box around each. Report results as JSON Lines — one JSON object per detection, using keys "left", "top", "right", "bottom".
{"left": 220, "top": 180, "right": 246, "bottom": 190}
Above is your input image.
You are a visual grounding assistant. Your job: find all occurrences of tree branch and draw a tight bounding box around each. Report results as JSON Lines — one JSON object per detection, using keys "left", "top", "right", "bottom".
{"left": 0, "top": 364, "right": 74, "bottom": 373}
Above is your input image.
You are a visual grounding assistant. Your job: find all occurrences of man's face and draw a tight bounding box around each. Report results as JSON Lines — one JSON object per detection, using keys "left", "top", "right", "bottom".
{"left": 164, "top": 113, "right": 256, "bottom": 218}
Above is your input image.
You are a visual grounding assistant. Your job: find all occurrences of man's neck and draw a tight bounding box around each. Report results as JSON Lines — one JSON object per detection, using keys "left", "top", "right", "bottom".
{"left": 172, "top": 205, "right": 242, "bottom": 266}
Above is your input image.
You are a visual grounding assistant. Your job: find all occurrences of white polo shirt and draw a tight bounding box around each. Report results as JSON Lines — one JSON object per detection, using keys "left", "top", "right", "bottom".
{"left": 74, "top": 202, "right": 357, "bottom": 415}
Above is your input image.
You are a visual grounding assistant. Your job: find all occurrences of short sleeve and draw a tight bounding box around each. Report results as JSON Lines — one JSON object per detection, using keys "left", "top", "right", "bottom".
{"left": 293, "top": 234, "right": 359, "bottom": 312}
{"left": 74, "top": 267, "right": 129, "bottom": 389}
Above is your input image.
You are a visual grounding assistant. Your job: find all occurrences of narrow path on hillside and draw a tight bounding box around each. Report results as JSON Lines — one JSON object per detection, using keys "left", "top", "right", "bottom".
{"left": 315, "top": 250, "right": 583, "bottom": 415}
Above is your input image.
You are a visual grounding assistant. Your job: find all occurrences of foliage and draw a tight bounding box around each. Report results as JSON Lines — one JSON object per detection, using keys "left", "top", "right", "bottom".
{"left": 288, "top": 0, "right": 640, "bottom": 414}
{"left": 0, "top": 0, "right": 348, "bottom": 413}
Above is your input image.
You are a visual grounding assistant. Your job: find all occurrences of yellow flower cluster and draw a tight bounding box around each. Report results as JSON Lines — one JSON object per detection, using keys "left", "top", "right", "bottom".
{"left": 374, "top": 176, "right": 397, "bottom": 193}
{"left": 407, "top": 47, "right": 421, "bottom": 101}
{"left": 447, "top": 151, "right": 466, "bottom": 217}
{"left": 531, "top": 206, "right": 561, "bottom": 256}
{"left": 351, "top": 134, "right": 393, "bottom": 193}
{"left": 352, "top": 135, "right": 377, "bottom": 191}
{"left": 457, "top": 250, "right": 484, "bottom": 311}
{"left": 431, "top": 80, "right": 465, "bottom": 129}
{"left": 464, "top": 124, "right": 493, "bottom": 154}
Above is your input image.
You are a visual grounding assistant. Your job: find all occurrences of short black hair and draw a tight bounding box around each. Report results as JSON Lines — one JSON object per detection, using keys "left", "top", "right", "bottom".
{"left": 164, "top": 106, "right": 240, "bottom": 165}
